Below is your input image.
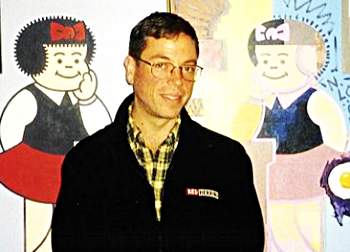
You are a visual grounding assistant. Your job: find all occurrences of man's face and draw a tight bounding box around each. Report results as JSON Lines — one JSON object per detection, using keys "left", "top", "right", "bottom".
{"left": 32, "top": 44, "right": 89, "bottom": 91}
{"left": 126, "top": 33, "right": 198, "bottom": 121}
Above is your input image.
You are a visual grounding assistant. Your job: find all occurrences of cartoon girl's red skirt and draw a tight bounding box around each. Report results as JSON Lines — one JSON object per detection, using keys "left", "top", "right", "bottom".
{"left": 0, "top": 143, "right": 64, "bottom": 203}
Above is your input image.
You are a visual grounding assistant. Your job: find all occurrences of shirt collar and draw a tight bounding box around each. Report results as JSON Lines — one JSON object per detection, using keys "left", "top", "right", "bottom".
{"left": 127, "top": 103, "right": 181, "bottom": 148}
{"left": 34, "top": 83, "right": 78, "bottom": 105}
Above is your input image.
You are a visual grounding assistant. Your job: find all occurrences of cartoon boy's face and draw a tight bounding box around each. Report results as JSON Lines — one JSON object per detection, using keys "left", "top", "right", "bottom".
{"left": 32, "top": 44, "right": 89, "bottom": 91}
{"left": 254, "top": 44, "right": 316, "bottom": 94}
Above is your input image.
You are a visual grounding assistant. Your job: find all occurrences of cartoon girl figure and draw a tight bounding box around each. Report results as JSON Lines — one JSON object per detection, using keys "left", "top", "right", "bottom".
{"left": 0, "top": 17, "right": 111, "bottom": 251}
{"left": 248, "top": 19, "right": 347, "bottom": 251}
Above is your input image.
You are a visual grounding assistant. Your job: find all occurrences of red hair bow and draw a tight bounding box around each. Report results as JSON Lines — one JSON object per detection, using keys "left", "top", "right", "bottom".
{"left": 50, "top": 21, "right": 86, "bottom": 42}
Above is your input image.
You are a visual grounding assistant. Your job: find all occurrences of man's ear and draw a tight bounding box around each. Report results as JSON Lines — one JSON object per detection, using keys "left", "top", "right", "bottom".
{"left": 124, "top": 55, "right": 136, "bottom": 85}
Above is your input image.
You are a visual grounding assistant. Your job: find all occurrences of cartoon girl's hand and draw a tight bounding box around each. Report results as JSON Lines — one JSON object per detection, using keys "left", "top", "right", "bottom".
{"left": 73, "top": 69, "right": 97, "bottom": 101}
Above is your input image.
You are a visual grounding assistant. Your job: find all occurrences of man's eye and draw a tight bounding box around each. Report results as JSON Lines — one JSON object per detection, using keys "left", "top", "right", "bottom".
{"left": 182, "top": 66, "right": 196, "bottom": 73}
{"left": 74, "top": 59, "right": 80, "bottom": 64}
{"left": 153, "top": 62, "right": 167, "bottom": 69}
{"left": 57, "top": 59, "right": 63, "bottom": 64}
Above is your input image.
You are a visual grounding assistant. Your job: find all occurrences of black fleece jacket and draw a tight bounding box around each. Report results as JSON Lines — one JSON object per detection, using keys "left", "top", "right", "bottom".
{"left": 51, "top": 93, "right": 264, "bottom": 252}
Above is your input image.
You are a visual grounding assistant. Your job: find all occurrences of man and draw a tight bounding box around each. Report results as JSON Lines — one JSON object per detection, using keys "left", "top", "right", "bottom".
{"left": 51, "top": 12, "right": 264, "bottom": 251}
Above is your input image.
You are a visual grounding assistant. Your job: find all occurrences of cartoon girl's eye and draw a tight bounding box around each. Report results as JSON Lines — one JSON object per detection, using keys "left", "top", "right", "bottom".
{"left": 263, "top": 60, "right": 268, "bottom": 64}
{"left": 280, "top": 59, "right": 285, "bottom": 64}
{"left": 74, "top": 59, "right": 79, "bottom": 64}
{"left": 57, "top": 59, "right": 63, "bottom": 64}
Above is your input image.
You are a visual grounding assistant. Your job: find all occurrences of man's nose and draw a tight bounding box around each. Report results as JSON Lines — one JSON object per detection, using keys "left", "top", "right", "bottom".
{"left": 169, "top": 67, "right": 183, "bottom": 85}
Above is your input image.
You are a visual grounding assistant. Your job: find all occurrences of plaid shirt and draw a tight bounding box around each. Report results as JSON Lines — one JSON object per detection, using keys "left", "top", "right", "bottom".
{"left": 127, "top": 105, "right": 180, "bottom": 221}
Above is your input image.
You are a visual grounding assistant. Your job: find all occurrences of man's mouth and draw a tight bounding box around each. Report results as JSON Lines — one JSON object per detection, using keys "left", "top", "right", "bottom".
{"left": 263, "top": 72, "right": 288, "bottom": 80}
{"left": 55, "top": 71, "right": 81, "bottom": 79}
{"left": 161, "top": 94, "right": 182, "bottom": 101}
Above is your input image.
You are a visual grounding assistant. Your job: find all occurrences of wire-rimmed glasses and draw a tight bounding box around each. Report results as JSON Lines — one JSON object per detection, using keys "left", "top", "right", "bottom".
{"left": 134, "top": 57, "right": 203, "bottom": 82}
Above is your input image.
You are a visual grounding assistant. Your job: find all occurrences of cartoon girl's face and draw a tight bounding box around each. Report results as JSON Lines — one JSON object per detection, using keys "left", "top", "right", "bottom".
{"left": 254, "top": 44, "right": 315, "bottom": 94}
{"left": 32, "top": 44, "right": 89, "bottom": 91}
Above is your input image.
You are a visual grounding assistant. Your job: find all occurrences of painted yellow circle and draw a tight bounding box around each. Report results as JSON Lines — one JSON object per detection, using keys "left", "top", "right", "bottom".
{"left": 340, "top": 172, "right": 350, "bottom": 189}
{"left": 328, "top": 163, "right": 350, "bottom": 199}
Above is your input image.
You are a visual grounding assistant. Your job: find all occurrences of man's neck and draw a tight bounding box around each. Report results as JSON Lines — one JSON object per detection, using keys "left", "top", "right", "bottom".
{"left": 131, "top": 108, "right": 178, "bottom": 153}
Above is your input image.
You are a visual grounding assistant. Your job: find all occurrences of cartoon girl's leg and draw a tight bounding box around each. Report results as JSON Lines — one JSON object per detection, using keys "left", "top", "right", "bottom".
{"left": 25, "top": 199, "right": 53, "bottom": 252}
{"left": 268, "top": 198, "right": 323, "bottom": 252}
{"left": 35, "top": 229, "right": 52, "bottom": 252}
{"left": 0, "top": 183, "right": 25, "bottom": 252}
{"left": 294, "top": 197, "right": 323, "bottom": 252}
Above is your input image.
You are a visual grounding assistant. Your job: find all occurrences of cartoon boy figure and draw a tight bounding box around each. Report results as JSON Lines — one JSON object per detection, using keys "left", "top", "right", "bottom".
{"left": 248, "top": 19, "right": 347, "bottom": 251}
{"left": 0, "top": 17, "right": 111, "bottom": 251}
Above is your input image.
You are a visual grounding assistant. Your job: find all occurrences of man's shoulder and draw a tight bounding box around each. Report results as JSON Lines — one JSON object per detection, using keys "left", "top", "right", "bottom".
{"left": 66, "top": 122, "right": 118, "bottom": 160}
{"left": 186, "top": 121, "right": 252, "bottom": 181}
{"left": 190, "top": 120, "right": 245, "bottom": 153}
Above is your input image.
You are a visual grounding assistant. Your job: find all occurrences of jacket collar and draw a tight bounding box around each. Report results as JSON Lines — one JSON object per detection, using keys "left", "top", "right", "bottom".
{"left": 112, "top": 93, "right": 199, "bottom": 150}
{"left": 114, "top": 93, "right": 193, "bottom": 128}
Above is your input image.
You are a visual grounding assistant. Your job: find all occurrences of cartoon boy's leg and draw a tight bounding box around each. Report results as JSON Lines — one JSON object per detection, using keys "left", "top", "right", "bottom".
{"left": 25, "top": 199, "right": 53, "bottom": 252}
{"left": 0, "top": 183, "right": 25, "bottom": 252}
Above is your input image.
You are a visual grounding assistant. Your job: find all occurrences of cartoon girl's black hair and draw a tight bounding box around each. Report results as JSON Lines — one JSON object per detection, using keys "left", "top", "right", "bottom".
{"left": 15, "top": 17, "right": 96, "bottom": 75}
{"left": 248, "top": 19, "right": 285, "bottom": 66}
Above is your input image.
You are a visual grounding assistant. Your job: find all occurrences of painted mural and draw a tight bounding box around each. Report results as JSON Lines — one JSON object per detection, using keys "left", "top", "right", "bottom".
{"left": 271, "top": 2, "right": 350, "bottom": 252}
{"left": 171, "top": 0, "right": 350, "bottom": 252}
{"left": 0, "top": 1, "right": 167, "bottom": 251}
{"left": 1, "top": 0, "right": 350, "bottom": 251}
{"left": 249, "top": 18, "right": 346, "bottom": 251}
{"left": 0, "top": 2, "right": 2, "bottom": 74}
{"left": 0, "top": 16, "right": 112, "bottom": 251}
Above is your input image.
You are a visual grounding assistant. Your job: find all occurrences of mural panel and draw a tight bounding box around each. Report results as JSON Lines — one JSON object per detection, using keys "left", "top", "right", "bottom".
{"left": 0, "top": 1, "right": 166, "bottom": 251}
{"left": 1, "top": 0, "right": 350, "bottom": 251}
{"left": 272, "top": 2, "right": 350, "bottom": 252}
{"left": 0, "top": 0, "right": 2, "bottom": 74}
{"left": 171, "top": 0, "right": 350, "bottom": 252}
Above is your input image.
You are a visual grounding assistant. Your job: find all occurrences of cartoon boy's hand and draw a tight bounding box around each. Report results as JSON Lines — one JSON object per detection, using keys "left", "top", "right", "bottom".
{"left": 73, "top": 69, "right": 97, "bottom": 101}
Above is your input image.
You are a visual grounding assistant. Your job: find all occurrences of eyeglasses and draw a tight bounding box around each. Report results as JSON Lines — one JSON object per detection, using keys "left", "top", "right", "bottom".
{"left": 134, "top": 57, "right": 203, "bottom": 82}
